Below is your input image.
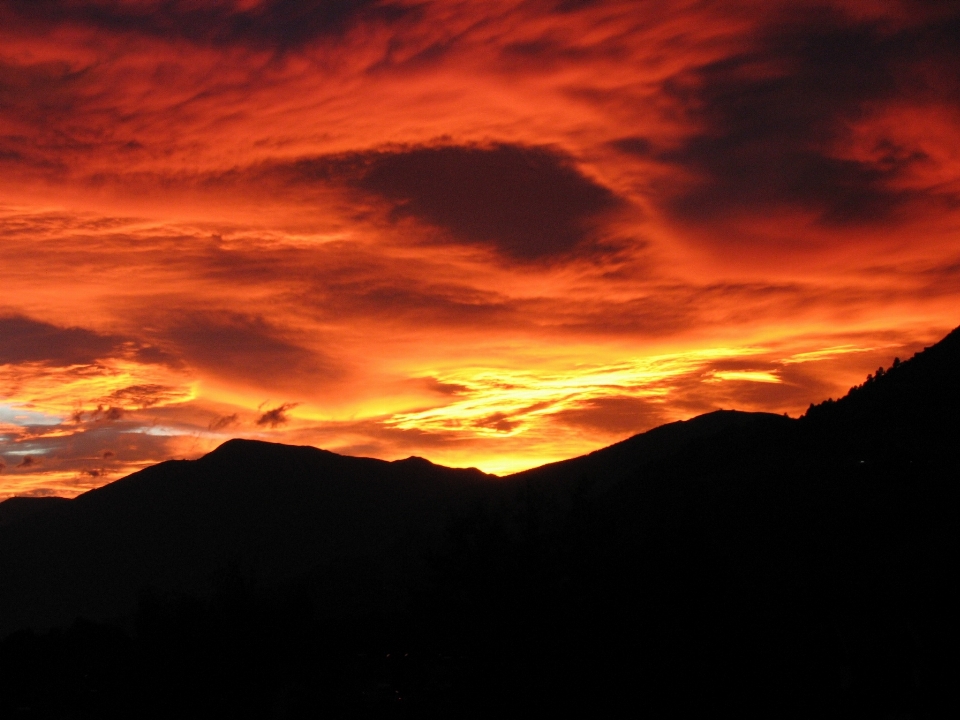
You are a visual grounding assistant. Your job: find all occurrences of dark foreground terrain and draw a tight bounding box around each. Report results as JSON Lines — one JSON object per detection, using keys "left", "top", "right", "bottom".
{"left": 1, "top": 326, "right": 958, "bottom": 718}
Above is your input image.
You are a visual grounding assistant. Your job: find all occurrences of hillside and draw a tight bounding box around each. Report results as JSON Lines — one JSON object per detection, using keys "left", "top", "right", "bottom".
{"left": 0, "top": 442, "right": 497, "bottom": 635}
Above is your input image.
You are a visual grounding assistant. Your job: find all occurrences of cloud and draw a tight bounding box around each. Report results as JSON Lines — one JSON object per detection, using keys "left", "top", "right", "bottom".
{"left": 553, "top": 396, "right": 669, "bottom": 435}
{"left": 552, "top": 0, "right": 606, "bottom": 13}
{"left": 256, "top": 402, "right": 299, "bottom": 428}
{"left": 286, "top": 143, "right": 622, "bottom": 261}
{"left": 306, "top": 279, "right": 520, "bottom": 328}
{"left": 0, "top": 419, "right": 204, "bottom": 497}
{"left": 648, "top": 4, "right": 960, "bottom": 227}
{"left": 103, "top": 384, "right": 183, "bottom": 410}
{"left": 356, "top": 144, "right": 622, "bottom": 260}
{"left": 0, "top": 315, "right": 122, "bottom": 366}
{"left": 1, "top": 0, "right": 412, "bottom": 52}
{"left": 413, "top": 377, "right": 468, "bottom": 397}
{"left": 155, "top": 311, "right": 342, "bottom": 389}
{"left": 610, "top": 137, "right": 653, "bottom": 157}
{"left": 209, "top": 413, "right": 240, "bottom": 431}
{"left": 89, "top": 405, "right": 124, "bottom": 423}
{"left": 473, "top": 412, "right": 521, "bottom": 433}
{"left": 17, "top": 456, "right": 38, "bottom": 468}
{"left": 0, "top": 59, "right": 87, "bottom": 173}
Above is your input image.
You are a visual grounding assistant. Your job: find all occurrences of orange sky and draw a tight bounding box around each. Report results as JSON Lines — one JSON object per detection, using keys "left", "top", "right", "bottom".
{"left": 2, "top": 0, "right": 959, "bottom": 497}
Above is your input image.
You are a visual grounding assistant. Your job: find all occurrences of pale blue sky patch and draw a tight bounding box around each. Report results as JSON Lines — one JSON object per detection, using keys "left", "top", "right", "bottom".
{"left": 129, "top": 425, "right": 184, "bottom": 437}
{"left": 0, "top": 404, "right": 64, "bottom": 427}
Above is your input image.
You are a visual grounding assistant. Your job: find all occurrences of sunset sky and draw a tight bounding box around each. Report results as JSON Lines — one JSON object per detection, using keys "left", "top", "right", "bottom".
{"left": 2, "top": 0, "right": 958, "bottom": 497}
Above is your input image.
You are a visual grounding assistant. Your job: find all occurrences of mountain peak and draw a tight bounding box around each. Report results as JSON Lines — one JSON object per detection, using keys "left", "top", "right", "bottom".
{"left": 392, "top": 455, "right": 434, "bottom": 467}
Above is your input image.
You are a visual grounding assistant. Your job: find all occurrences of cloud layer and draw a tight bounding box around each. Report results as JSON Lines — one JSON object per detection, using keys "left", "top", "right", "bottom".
{"left": 1, "top": 0, "right": 410, "bottom": 51}
{"left": 1, "top": 0, "right": 958, "bottom": 495}
{"left": 350, "top": 144, "right": 621, "bottom": 260}
{"left": 0, "top": 316, "right": 122, "bottom": 366}
{"left": 650, "top": 4, "right": 960, "bottom": 227}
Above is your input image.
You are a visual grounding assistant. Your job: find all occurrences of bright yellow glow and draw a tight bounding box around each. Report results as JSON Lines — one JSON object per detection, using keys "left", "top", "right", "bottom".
{"left": 0, "top": 361, "right": 195, "bottom": 418}
{"left": 781, "top": 345, "right": 890, "bottom": 364}
{"left": 388, "top": 347, "right": 768, "bottom": 436}
{"left": 707, "top": 371, "right": 782, "bottom": 384}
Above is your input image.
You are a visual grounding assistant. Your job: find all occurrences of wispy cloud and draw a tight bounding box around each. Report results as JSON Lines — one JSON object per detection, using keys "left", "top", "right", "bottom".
{"left": 256, "top": 402, "right": 300, "bottom": 428}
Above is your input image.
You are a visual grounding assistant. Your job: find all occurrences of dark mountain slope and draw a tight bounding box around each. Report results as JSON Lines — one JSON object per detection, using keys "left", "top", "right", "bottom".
{"left": 0, "top": 496, "right": 69, "bottom": 528}
{"left": 518, "top": 408, "right": 790, "bottom": 482}
{"left": 0, "top": 443, "right": 497, "bottom": 635}
{"left": 0, "top": 412, "right": 792, "bottom": 637}
{"left": 803, "top": 324, "right": 960, "bottom": 460}
{"left": 508, "top": 409, "right": 792, "bottom": 520}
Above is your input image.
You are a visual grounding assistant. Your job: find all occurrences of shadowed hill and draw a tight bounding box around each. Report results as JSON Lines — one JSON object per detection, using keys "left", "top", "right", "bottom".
{"left": 0, "top": 496, "right": 69, "bottom": 528}
{"left": 509, "top": 409, "right": 792, "bottom": 513}
{"left": 0, "top": 324, "right": 957, "bottom": 717}
{"left": 0, "top": 444, "right": 497, "bottom": 635}
{"left": 0, "top": 411, "right": 794, "bottom": 637}
{"left": 802, "top": 324, "right": 960, "bottom": 458}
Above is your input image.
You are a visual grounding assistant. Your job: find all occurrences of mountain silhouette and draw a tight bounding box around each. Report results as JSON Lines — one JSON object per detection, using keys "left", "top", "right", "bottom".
{"left": 1, "top": 325, "right": 957, "bottom": 717}
{"left": 0, "top": 496, "right": 69, "bottom": 528}
{"left": 0, "top": 443, "right": 497, "bottom": 635}
{"left": 0, "top": 410, "right": 795, "bottom": 637}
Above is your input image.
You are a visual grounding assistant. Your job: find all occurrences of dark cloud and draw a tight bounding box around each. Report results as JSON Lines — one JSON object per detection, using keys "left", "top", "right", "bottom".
{"left": 551, "top": 280, "right": 915, "bottom": 338}
{"left": 0, "top": 59, "right": 81, "bottom": 110}
{"left": 289, "top": 143, "right": 622, "bottom": 261}
{"left": 157, "top": 311, "right": 342, "bottom": 388}
{"left": 169, "top": 232, "right": 531, "bottom": 329}
{"left": 257, "top": 403, "right": 299, "bottom": 428}
{"left": 312, "top": 280, "right": 519, "bottom": 327}
{"left": 17, "top": 456, "right": 38, "bottom": 468}
{"left": 103, "top": 384, "right": 180, "bottom": 409}
{"left": 357, "top": 144, "right": 621, "bottom": 260}
{"left": 0, "top": 421, "right": 186, "bottom": 488}
{"left": 552, "top": 0, "right": 605, "bottom": 12}
{"left": 553, "top": 396, "right": 668, "bottom": 435}
{"left": 473, "top": 412, "right": 520, "bottom": 433}
{"left": 610, "top": 137, "right": 653, "bottom": 157}
{"left": 133, "top": 345, "right": 179, "bottom": 366}
{"left": 499, "top": 36, "right": 628, "bottom": 70}
{"left": 89, "top": 405, "right": 124, "bottom": 423}
{"left": 413, "top": 377, "right": 468, "bottom": 397}
{"left": 2, "top": 0, "right": 412, "bottom": 52}
{"left": 649, "top": 5, "right": 960, "bottom": 227}
{"left": 0, "top": 59, "right": 85, "bottom": 172}
{"left": 209, "top": 413, "right": 240, "bottom": 431}
{"left": 0, "top": 315, "right": 121, "bottom": 366}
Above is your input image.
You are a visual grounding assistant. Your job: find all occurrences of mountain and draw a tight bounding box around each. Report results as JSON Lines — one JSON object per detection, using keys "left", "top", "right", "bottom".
{"left": 0, "top": 443, "right": 497, "bottom": 635}
{"left": 0, "top": 410, "right": 792, "bottom": 637}
{"left": 0, "top": 496, "right": 69, "bottom": 528}
{"left": 1, "top": 325, "right": 957, "bottom": 717}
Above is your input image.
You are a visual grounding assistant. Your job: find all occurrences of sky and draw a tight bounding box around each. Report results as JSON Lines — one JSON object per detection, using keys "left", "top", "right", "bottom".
{"left": 1, "top": 0, "right": 959, "bottom": 498}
